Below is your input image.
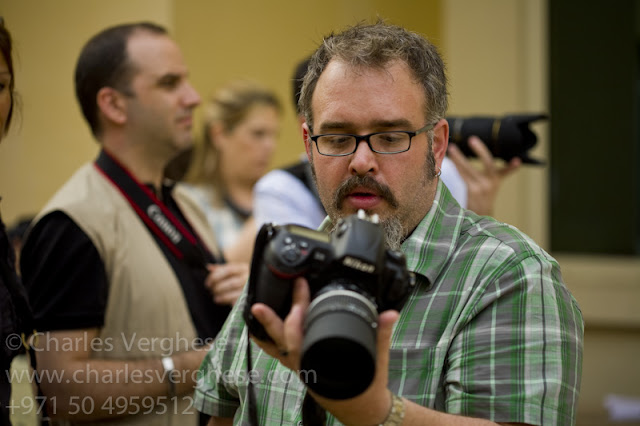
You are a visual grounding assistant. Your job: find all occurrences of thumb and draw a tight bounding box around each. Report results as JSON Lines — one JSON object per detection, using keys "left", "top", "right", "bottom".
{"left": 376, "top": 310, "right": 399, "bottom": 371}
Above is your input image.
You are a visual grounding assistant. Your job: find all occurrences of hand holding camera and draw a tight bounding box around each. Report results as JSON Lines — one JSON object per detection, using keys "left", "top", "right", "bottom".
{"left": 244, "top": 210, "right": 415, "bottom": 399}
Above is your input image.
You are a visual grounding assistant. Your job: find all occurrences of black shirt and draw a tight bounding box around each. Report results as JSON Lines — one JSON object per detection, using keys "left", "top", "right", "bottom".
{"left": 1, "top": 207, "right": 33, "bottom": 425}
{"left": 21, "top": 183, "right": 231, "bottom": 341}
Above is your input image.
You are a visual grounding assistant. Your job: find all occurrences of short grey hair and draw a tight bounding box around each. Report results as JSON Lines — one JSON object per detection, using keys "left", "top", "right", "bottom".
{"left": 299, "top": 21, "right": 448, "bottom": 131}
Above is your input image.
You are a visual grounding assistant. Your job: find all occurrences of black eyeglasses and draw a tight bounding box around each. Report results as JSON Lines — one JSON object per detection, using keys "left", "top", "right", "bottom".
{"left": 309, "top": 122, "right": 436, "bottom": 157}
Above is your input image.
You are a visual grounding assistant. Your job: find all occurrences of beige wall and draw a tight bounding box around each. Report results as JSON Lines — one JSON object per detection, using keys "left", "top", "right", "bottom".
{"left": 1, "top": 1, "right": 638, "bottom": 425}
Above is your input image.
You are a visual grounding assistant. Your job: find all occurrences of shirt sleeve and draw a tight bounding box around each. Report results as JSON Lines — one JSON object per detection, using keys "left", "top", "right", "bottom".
{"left": 253, "top": 170, "right": 326, "bottom": 230}
{"left": 444, "top": 250, "right": 584, "bottom": 425}
{"left": 20, "top": 211, "right": 109, "bottom": 332}
{"left": 194, "top": 293, "right": 249, "bottom": 418}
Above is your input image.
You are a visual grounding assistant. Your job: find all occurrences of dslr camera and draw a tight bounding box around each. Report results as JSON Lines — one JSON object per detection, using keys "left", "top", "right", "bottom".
{"left": 244, "top": 210, "right": 415, "bottom": 399}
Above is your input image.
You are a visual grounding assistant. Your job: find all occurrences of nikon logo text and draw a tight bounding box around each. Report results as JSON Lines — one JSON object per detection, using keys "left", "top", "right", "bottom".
{"left": 147, "top": 205, "right": 182, "bottom": 244}
{"left": 343, "top": 256, "right": 375, "bottom": 274}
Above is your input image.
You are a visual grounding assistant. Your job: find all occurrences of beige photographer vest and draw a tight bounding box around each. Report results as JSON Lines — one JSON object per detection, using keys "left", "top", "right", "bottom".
{"left": 32, "top": 163, "right": 220, "bottom": 426}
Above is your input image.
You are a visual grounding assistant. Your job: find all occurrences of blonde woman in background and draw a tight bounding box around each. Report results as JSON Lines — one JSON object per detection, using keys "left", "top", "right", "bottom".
{"left": 183, "top": 80, "right": 281, "bottom": 263}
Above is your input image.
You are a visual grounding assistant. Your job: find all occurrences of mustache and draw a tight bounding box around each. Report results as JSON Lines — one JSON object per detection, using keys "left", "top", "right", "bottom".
{"left": 333, "top": 175, "right": 399, "bottom": 211}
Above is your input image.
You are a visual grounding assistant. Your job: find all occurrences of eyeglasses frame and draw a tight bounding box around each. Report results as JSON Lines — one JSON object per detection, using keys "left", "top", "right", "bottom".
{"left": 308, "top": 122, "right": 437, "bottom": 157}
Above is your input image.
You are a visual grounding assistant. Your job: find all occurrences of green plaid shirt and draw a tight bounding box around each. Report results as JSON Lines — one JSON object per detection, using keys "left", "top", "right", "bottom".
{"left": 194, "top": 181, "right": 583, "bottom": 425}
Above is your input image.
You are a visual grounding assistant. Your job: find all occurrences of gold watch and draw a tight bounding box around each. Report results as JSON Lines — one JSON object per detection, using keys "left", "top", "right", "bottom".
{"left": 379, "top": 393, "right": 405, "bottom": 426}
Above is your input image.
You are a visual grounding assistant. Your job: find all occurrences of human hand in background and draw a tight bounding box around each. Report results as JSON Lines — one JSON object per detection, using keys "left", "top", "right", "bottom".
{"left": 222, "top": 216, "right": 259, "bottom": 264}
{"left": 205, "top": 263, "right": 249, "bottom": 306}
{"left": 447, "top": 136, "right": 521, "bottom": 216}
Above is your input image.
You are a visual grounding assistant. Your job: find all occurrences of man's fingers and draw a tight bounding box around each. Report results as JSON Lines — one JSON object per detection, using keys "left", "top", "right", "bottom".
{"left": 497, "top": 157, "right": 522, "bottom": 178}
{"left": 282, "top": 279, "right": 310, "bottom": 364}
{"left": 375, "top": 310, "right": 399, "bottom": 372}
{"left": 447, "top": 143, "right": 476, "bottom": 180}
{"left": 211, "top": 275, "right": 246, "bottom": 296}
{"left": 251, "top": 303, "right": 286, "bottom": 351}
{"left": 291, "top": 277, "right": 311, "bottom": 309}
{"left": 207, "top": 263, "right": 249, "bottom": 281}
{"left": 213, "top": 288, "right": 244, "bottom": 306}
{"left": 249, "top": 279, "right": 310, "bottom": 370}
{"left": 467, "top": 136, "right": 496, "bottom": 175}
{"left": 206, "top": 263, "right": 249, "bottom": 302}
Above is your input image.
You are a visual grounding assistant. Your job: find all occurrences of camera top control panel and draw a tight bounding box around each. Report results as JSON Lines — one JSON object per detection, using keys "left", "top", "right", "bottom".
{"left": 269, "top": 210, "right": 382, "bottom": 272}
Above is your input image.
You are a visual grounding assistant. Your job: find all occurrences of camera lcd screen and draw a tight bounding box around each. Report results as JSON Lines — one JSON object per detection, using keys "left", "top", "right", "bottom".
{"left": 287, "top": 225, "right": 330, "bottom": 243}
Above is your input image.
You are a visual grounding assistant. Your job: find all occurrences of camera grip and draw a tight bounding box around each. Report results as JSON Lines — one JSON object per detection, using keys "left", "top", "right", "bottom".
{"left": 244, "top": 267, "right": 294, "bottom": 342}
{"left": 243, "top": 224, "right": 295, "bottom": 342}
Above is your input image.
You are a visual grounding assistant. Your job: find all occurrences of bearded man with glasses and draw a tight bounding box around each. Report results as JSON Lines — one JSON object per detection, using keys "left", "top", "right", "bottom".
{"left": 195, "top": 21, "right": 584, "bottom": 426}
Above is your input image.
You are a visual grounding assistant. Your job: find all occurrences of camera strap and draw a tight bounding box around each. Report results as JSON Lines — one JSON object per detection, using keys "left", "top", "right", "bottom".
{"left": 245, "top": 326, "right": 326, "bottom": 425}
{"left": 94, "top": 150, "right": 217, "bottom": 269}
{"left": 246, "top": 328, "right": 259, "bottom": 425}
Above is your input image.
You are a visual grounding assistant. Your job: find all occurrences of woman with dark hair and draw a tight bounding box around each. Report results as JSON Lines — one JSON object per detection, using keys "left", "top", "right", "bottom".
{"left": 0, "top": 17, "right": 33, "bottom": 426}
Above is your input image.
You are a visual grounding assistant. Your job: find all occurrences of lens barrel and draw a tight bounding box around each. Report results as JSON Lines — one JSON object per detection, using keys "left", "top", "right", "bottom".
{"left": 300, "top": 288, "right": 378, "bottom": 399}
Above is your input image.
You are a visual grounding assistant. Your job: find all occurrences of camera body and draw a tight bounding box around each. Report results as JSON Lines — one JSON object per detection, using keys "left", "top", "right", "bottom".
{"left": 244, "top": 210, "right": 415, "bottom": 399}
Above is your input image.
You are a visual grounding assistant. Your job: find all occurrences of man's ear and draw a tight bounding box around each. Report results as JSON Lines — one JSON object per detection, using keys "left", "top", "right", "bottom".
{"left": 96, "top": 87, "right": 128, "bottom": 126}
{"left": 296, "top": 114, "right": 306, "bottom": 136}
{"left": 432, "top": 118, "right": 449, "bottom": 168}
{"left": 302, "top": 122, "right": 313, "bottom": 162}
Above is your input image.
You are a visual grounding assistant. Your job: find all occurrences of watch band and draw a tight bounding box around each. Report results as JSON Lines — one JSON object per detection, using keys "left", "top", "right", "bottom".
{"left": 161, "top": 356, "right": 177, "bottom": 397}
{"left": 379, "top": 393, "right": 405, "bottom": 426}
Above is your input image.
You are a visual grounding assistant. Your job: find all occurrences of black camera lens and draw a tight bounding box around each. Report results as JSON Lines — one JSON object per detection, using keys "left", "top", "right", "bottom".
{"left": 446, "top": 113, "right": 547, "bottom": 164}
{"left": 300, "top": 288, "right": 378, "bottom": 400}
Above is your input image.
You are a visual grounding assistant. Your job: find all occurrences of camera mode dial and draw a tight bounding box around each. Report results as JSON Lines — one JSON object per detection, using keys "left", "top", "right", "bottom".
{"left": 281, "top": 237, "right": 311, "bottom": 264}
